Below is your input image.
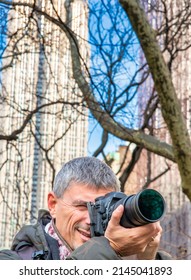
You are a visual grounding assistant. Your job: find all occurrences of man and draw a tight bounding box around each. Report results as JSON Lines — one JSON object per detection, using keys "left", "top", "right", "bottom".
{"left": 0, "top": 156, "right": 171, "bottom": 260}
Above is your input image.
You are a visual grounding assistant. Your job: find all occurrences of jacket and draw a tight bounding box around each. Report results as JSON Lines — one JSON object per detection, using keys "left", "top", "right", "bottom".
{"left": 0, "top": 209, "right": 172, "bottom": 260}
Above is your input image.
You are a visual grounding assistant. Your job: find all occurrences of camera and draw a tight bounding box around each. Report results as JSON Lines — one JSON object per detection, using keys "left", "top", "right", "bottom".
{"left": 87, "top": 189, "right": 166, "bottom": 237}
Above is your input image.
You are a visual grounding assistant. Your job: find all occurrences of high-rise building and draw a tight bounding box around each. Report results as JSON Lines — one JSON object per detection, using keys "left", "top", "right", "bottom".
{"left": 0, "top": 0, "right": 89, "bottom": 248}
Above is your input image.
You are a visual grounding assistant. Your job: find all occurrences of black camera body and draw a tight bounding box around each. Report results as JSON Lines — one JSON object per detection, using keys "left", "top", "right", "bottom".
{"left": 87, "top": 189, "right": 166, "bottom": 237}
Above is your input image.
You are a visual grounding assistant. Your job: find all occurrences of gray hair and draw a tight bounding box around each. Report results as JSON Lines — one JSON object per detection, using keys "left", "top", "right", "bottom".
{"left": 53, "top": 156, "right": 121, "bottom": 197}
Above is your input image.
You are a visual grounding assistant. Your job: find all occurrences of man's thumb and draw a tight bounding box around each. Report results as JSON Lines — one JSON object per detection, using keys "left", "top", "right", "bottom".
{"left": 109, "top": 204, "right": 124, "bottom": 226}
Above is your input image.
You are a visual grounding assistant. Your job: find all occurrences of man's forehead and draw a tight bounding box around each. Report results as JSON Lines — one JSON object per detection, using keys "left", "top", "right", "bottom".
{"left": 63, "top": 183, "right": 113, "bottom": 202}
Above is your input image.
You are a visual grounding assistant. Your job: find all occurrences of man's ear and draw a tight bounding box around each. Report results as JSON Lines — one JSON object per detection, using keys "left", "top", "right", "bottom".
{"left": 47, "top": 192, "right": 57, "bottom": 218}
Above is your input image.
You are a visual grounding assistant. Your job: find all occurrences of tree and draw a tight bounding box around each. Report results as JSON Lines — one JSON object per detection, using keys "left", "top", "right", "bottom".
{"left": 1, "top": 0, "right": 191, "bottom": 201}
{"left": 118, "top": 0, "right": 191, "bottom": 199}
{"left": 66, "top": 0, "right": 191, "bottom": 200}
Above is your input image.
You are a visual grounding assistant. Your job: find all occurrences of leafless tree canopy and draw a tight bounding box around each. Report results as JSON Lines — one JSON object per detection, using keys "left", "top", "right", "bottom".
{"left": 0, "top": 0, "right": 191, "bottom": 209}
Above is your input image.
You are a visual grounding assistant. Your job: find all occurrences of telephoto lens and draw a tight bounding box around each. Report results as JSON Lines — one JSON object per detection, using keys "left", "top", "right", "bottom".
{"left": 116, "top": 189, "right": 166, "bottom": 228}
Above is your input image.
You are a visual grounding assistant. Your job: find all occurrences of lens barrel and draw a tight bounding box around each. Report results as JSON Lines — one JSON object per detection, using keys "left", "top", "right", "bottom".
{"left": 115, "top": 189, "right": 166, "bottom": 228}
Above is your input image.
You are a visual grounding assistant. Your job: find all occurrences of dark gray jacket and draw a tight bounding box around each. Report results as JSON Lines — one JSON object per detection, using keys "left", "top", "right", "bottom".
{"left": 0, "top": 210, "right": 172, "bottom": 260}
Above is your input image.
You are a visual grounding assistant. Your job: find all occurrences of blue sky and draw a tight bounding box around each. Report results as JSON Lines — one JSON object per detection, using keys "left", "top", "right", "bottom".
{"left": 87, "top": 0, "right": 140, "bottom": 158}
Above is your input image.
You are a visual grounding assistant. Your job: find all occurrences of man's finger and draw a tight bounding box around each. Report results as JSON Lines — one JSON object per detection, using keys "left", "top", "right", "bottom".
{"left": 108, "top": 205, "right": 124, "bottom": 227}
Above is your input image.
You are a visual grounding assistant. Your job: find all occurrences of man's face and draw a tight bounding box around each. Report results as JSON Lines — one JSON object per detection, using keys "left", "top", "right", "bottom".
{"left": 48, "top": 183, "right": 113, "bottom": 250}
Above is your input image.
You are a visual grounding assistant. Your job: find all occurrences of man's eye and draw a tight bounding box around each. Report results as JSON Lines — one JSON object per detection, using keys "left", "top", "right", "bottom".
{"left": 76, "top": 204, "right": 87, "bottom": 210}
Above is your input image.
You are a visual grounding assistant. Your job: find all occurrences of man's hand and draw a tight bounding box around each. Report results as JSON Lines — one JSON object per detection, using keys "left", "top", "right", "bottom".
{"left": 136, "top": 231, "right": 161, "bottom": 260}
{"left": 104, "top": 205, "right": 162, "bottom": 258}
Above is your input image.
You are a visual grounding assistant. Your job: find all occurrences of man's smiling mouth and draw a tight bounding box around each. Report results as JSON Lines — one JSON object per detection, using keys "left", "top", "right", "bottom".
{"left": 77, "top": 228, "right": 91, "bottom": 238}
